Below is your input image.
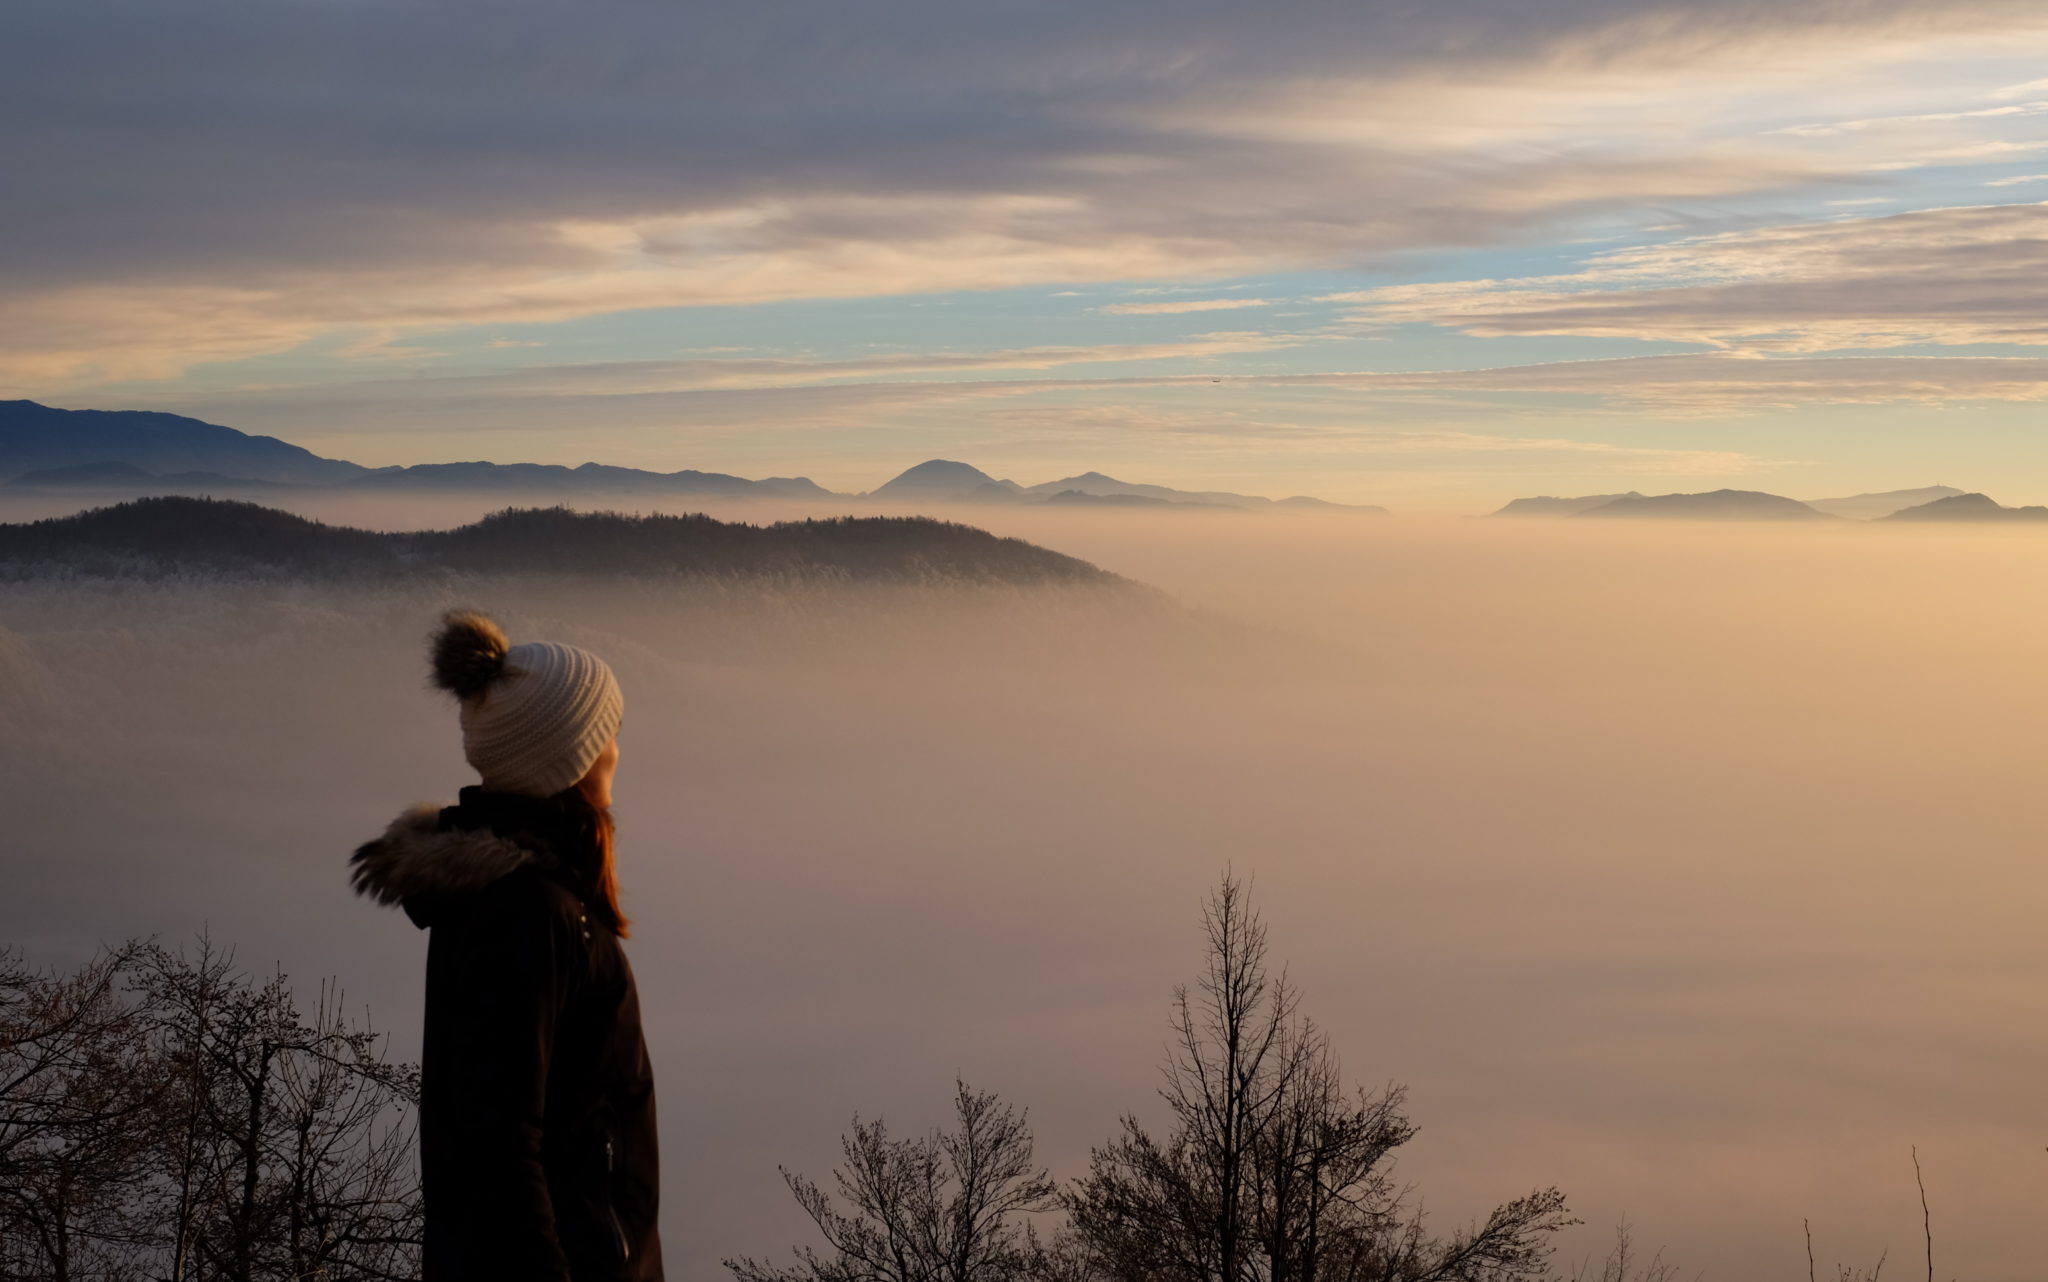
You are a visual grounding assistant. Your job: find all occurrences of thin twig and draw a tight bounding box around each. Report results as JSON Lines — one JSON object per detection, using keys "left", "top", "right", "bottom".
{"left": 1805, "top": 1217, "right": 1816, "bottom": 1282}
{"left": 1911, "top": 1146, "right": 1931, "bottom": 1282}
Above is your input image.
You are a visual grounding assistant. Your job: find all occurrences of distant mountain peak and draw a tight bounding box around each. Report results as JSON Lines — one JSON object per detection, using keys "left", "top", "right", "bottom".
{"left": 869, "top": 459, "right": 1021, "bottom": 499}
{"left": 1491, "top": 492, "right": 1644, "bottom": 517}
{"left": 0, "top": 402, "right": 1387, "bottom": 514}
{"left": 896, "top": 459, "right": 992, "bottom": 479}
{"left": 1884, "top": 492, "right": 2048, "bottom": 521}
{"left": 0, "top": 400, "right": 364, "bottom": 486}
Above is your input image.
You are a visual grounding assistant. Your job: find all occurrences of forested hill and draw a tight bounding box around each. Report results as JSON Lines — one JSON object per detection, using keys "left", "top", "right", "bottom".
{"left": 0, "top": 497, "right": 1121, "bottom": 585}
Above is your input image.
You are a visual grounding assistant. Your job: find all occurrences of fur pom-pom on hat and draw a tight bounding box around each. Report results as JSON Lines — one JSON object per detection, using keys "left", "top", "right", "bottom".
{"left": 430, "top": 611, "right": 510, "bottom": 700}
{"left": 426, "top": 610, "right": 624, "bottom": 797}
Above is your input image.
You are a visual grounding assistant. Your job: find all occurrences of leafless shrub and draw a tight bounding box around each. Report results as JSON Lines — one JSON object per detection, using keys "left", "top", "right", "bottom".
{"left": 725, "top": 1079, "right": 1059, "bottom": 1282}
{"left": 1562, "top": 1221, "right": 1691, "bottom": 1282}
{"left": 0, "top": 937, "right": 420, "bottom": 1282}
{"left": 0, "top": 942, "right": 164, "bottom": 1281}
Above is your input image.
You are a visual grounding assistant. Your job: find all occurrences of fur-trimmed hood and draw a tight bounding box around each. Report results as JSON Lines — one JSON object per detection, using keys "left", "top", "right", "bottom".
{"left": 349, "top": 802, "right": 545, "bottom": 912}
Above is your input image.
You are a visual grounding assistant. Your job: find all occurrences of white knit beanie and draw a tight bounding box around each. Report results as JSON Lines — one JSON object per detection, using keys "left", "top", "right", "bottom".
{"left": 429, "top": 611, "right": 624, "bottom": 797}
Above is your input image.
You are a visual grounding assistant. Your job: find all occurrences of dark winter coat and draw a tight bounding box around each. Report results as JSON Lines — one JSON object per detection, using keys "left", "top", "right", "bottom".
{"left": 351, "top": 787, "right": 663, "bottom": 1282}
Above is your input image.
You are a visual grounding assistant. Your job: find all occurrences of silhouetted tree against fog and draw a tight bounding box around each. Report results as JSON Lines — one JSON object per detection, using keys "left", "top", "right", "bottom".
{"left": 725, "top": 1080, "right": 1062, "bottom": 1282}
{"left": 1559, "top": 1223, "right": 1684, "bottom": 1282}
{"left": 0, "top": 938, "right": 421, "bottom": 1282}
{"left": 0, "top": 943, "right": 163, "bottom": 1281}
{"left": 136, "top": 939, "right": 420, "bottom": 1282}
{"left": 1067, "top": 875, "right": 1573, "bottom": 1282}
{"left": 734, "top": 876, "right": 1579, "bottom": 1282}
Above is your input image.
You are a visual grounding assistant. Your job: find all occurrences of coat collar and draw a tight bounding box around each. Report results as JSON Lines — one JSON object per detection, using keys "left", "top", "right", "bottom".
{"left": 351, "top": 788, "right": 602, "bottom": 930}
{"left": 348, "top": 801, "right": 542, "bottom": 912}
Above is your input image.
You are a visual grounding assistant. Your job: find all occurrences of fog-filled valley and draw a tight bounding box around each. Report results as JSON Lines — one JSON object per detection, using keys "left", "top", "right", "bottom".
{"left": 6, "top": 496, "right": 2048, "bottom": 1280}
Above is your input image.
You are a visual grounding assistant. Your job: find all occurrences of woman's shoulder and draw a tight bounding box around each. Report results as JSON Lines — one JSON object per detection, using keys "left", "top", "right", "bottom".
{"left": 464, "top": 863, "right": 590, "bottom": 931}
{"left": 424, "top": 871, "right": 605, "bottom": 990}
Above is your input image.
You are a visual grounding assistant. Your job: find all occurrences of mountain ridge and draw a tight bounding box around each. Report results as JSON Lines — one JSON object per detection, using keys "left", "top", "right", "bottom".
{"left": 0, "top": 402, "right": 1380, "bottom": 513}
{"left": 1572, "top": 490, "right": 1832, "bottom": 520}
{"left": 1496, "top": 485, "right": 1978, "bottom": 521}
{"left": 871, "top": 458, "right": 1386, "bottom": 512}
{"left": 1803, "top": 485, "right": 1966, "bottom": 520}
{"left": 0, "top": 400, "right": 367, "bottom": 485}
{"left": 1491, "top": 492, "right": 1644, "bottom": 517}
{"left": 1882, "top": 492, "right": 2048, "bottom": 522}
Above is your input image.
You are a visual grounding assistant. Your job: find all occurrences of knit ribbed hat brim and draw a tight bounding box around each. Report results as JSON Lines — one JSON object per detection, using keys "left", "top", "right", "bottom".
{"left": 458, "top": 640, "right": 624, "bottom": 797}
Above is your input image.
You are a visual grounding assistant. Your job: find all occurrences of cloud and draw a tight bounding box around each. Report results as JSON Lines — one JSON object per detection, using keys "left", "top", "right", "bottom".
{"left": 978, "top": 402, "right": 1773, "bottom": 471}
{"left": 273, "top": 333, "right": 1300, "bottom": 400}
{"left": 1266, "top": 352, "right": 2048, "bottom": 411}
{"left": 236, "top": 366, "right": 1779, "bottom": 473}
{"left": 1770, "top": 100, "right": 2048, "bottom": 137}
{"left": 1984, "top": 172, "right": 2048, "bottom": 186}
{"left": 1989, "top": 77, "right": 2048, "bottom": 100}
{"left": 112, "top": 347, "right": 2048, "bottom": 469}
{"left": 5, "top": 0, "right": 2048, "bottom": 388}
{"left": 1326, "top": 202, "right": 2048, "bottom": 352}
{"left": 1099, "top": 298, "right": 1274, "bottom": 315}
{"left": 1867, "top": 138, "right": 2048, "bottom": 170}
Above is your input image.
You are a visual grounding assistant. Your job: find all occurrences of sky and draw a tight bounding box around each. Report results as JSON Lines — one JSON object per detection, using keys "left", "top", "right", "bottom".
{"left": 7, "top": 0, "right": 2048, "bottom": 509}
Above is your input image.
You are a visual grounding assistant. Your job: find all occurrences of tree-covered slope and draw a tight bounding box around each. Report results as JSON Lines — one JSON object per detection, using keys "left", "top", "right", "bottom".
{"left": 0, "top": 496, "right": 1120, "bottom": 585}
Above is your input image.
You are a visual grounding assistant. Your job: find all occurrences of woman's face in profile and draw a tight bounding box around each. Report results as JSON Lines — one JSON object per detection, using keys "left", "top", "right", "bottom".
{"left": 582, "top": 731, "right": 620, "bottom": 809}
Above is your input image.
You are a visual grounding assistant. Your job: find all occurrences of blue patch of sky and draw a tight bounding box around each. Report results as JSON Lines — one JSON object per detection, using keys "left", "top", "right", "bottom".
{"left": 96, "top": 144, "right": 2048, "bottom": 407}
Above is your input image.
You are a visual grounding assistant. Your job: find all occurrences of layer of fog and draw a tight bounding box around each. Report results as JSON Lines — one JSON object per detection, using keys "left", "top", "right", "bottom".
{"left": 5, "top": 497, "right": 2048, "bottom": 1280}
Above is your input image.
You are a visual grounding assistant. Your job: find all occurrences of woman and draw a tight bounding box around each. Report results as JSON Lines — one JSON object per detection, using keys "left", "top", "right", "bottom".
{"left": 350, "top": 610, "right": 662, "bottom": 1282}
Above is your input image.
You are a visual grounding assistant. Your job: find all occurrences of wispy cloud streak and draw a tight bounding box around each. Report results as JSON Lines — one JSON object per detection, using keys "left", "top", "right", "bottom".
{"left": 1325, "top": 203, "right": 2048, "bottom": 352}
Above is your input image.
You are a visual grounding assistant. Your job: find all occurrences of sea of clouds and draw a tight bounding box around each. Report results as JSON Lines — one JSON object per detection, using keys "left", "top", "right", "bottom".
{"left": 4, "top": 498, "right": 2046, "bottom": 1280}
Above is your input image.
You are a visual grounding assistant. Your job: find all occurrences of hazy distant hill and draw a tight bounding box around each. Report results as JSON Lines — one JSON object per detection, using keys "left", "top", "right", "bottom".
{"left": 872, "top": 459, "right": 1387, "bottom": 512}
{"left": 1021, "top": 469, "right": 1384, "bottom": 513}
{"left": 6, "top": 460, "right": 297, "bottom": 494}
{"left": 0, "top": 496, "right": 1121, "bottom": 585}
{"left": 1271, "top": 495, "right": 1387, "bottom": 513}
{"left": 0, "top": 400, "right": 366, "bottom": 485}
{"left": 1500, "top": 484, "right": 1964, "bottom": 521}
{"left": 1803, "top": 486, "right": 1966, "bottom": 520}
{"left": 1574, "top": 490, "right": 1832, "bottom": 520}
{"left": 1042, "top": 489, "right": 1238, "bottom": 511}
{"left": 1490, "top": 492, "right": 1644, "bottom": 517}
{"left": 340, "top": 459, "right": 826, "bottom": 499}
{"left": 1882, "top": 492, "right": 2048, "bottom": 522}
{"left": 8, "top": 461, "right": 176, "bottom": 490}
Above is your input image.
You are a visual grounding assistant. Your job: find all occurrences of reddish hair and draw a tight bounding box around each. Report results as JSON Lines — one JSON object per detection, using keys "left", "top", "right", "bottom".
{"left": 570, "top": 774, "right": 631, "bottom": 939}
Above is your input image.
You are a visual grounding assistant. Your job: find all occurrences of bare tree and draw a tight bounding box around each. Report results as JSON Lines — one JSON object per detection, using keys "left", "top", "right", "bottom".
{"left": 135, "top": 938, "right": 422, "bottom": 1282}
{"left": 141, "top": 940, "right": 295, "bottom": 1281}
{"left": 266, "top": 980, "right": 422, "bottom": 1282}
{"left": 1562, "top": 1221, "right": 1689, "bottom": 1282}
{"left": 1066, "top": 874, "right": 1575, "bottom": 1282}
{"left": 727, "top": 1079, "right": 1060, "bottom": 1282}
{"left": 0, "top": 942, "right": 166, "bottom": 1282}
{"left": 0, "top": 938, "right": 421, "bottom": 1282}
